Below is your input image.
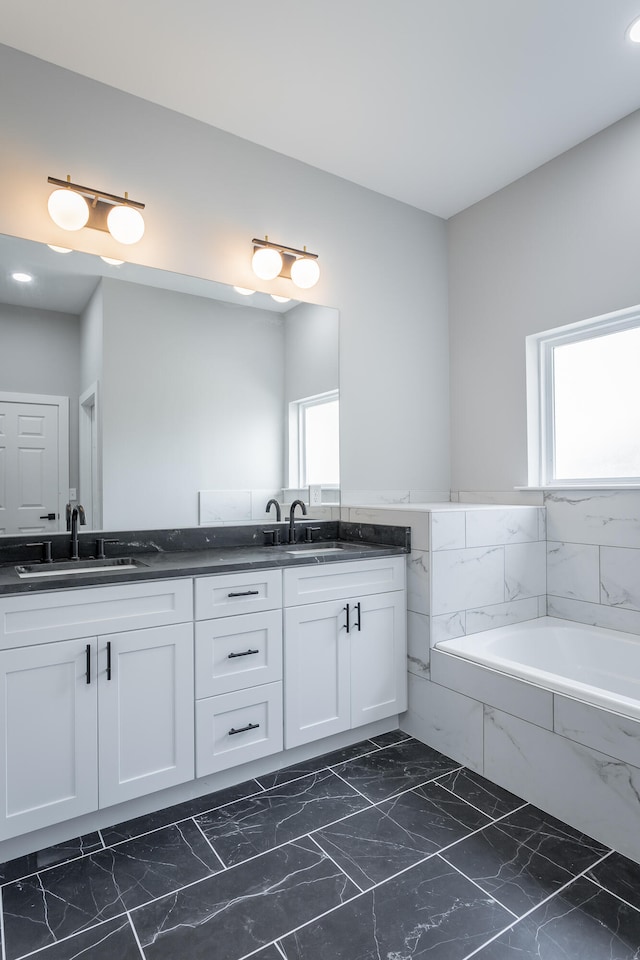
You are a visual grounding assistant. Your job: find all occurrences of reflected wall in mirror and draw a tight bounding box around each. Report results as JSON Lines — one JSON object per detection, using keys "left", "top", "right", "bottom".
{"left": 0, "top": 235, "right": 339, "bottom": 535}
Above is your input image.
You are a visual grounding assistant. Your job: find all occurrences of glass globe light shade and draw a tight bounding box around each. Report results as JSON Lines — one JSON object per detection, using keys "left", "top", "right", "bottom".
{"left": 48, "top": 189, "right": 89, "bottom": 231}
{"left": 101, "top": 257, "right": 124, "bottom": 266}
{"left": 252, "top": 246, "right": 283, "bottom": 280}
{"left": 48, "top": 245, "right": 72, "bottom": 254}
{"left": 290, "top": 256, "right": 320, "bottom": 289}
{"left": 107, "top": 205, "right": 145, "bottom": 244}
{"left": 234, "top": 286, "right": 256, "bottom": 296}
{"left": 271, "top": 295, "right": 291, "bottom": 303}
{"left": 629, "top": 16, "right": 640, "bottom": 41}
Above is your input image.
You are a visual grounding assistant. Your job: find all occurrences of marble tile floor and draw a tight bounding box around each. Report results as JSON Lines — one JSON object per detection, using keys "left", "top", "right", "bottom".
{"left": 1, "top": 730, "right": 639, "bottom": 960}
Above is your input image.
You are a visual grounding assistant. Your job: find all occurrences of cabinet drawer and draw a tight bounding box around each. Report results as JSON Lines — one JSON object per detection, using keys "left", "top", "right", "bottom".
{"left": 284, "top": 556, "right": 406, "bottom": 606}
{"left": 195, "top": 569, "right": 282, "bottom": 619}
{"left": 196, "top": 681, "right": 283, "bottom": 776}
{"left": 0, "top": 579, "right": 194, "bottom": 649}
{"left": 195, "top": 610, "right": 282, "bottom": 698}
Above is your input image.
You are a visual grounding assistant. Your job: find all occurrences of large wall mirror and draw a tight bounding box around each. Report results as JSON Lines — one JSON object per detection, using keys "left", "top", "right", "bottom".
{"left": 0, "top": 235, "right": 339, "bottom": 536}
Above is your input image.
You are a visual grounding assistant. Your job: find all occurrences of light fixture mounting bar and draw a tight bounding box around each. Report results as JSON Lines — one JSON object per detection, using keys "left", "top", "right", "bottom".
{"left": 252, "top": 238, "right": 318, "bottom": 260}
{"left": 47, "top": 176, "right": 145, "bottom": 210}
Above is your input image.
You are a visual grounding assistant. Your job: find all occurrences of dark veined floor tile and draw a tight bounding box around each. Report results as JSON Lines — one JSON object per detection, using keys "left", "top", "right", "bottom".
{"left": 442, "top": 821, "right": 575, "bottom": 917}
{"left": 472, "top": 876, "right": 640, "bottom": 959}
{"left": 2, "top": 820, "right": 222, "bottom": 959}
{"left": 368, "top": 729, "right": 412, "bottom": 747}
{"left": 257, "top": 740, "right": 377, "bottom": 790}
{"left": 313, "top": 779, "right": 488, "bottom": 889}
{"left": 498, "top": 804, "right": 609, "bottom": 874}
{"left": 101, "top": 778, "right": 262, "bottom": 845}
{"left": 436, "top": 767, "right": 525, "bottom": 820}
{"left": 280, "top": 854, "right": 512, "bottom": 960}
{"left": 23, "top": 916, "right": 142, "bottom": 960}
{"left": 130, "top": 837, "right": 359, "bottom": 960}
{"left": 0, "top": 833, "right": 103, "bottom": 885}
{"left": 197, "top": 768, "right": 369, "bottom": 866}
{"left": 331, "top": 737, "right": 459, "bottom": 802}
{"left": 587, "top": 850, "right": 640, "bottom": 912}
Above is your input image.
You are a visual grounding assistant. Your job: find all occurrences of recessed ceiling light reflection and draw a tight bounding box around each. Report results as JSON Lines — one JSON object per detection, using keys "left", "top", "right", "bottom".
{"left": 12, "top": 272, "right": 33, "bottom": 283}
{"left": 628, "top": 16, "right": 640, "bottom": 41}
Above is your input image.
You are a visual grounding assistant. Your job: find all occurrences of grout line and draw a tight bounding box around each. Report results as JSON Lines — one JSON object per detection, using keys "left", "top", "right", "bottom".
{"left": 191, "top": 816, "right": 228, "bottom": 871}
{"left": 583, "top": 853, "right": 640, "bottom": 916}
{"left": 12, "top": 915, "right": 139, "bottom": 960}
{"left": 97, "top": 829, "right": 107, "bottom": 849}
{"left": 328, "top": 768, "right": 376, "bottom": 804}
{"left": 255, "top": 740, "right": 384, "bottom": 792}
{"left": 0, "top": 884, "right": 6, "bottom": 960}
{"left": 274, "top": 940, "right": 288, "bottom": 960}
{"left": 433, "top": 778, "right": 526, "bottom": 824}
{"left": 126, "top": 911, "right": 146, "bottom": 960}
{"left": 307, "top": 834, "right": 364, "bottom": 895}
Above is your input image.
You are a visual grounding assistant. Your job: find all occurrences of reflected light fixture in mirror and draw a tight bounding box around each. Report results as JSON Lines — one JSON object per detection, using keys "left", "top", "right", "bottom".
{"left": 48, "top": 244, "right": 72, "bottom": 254}
{"left": 234, "top": 286, "right": 255, "bottom": 295}
{"left": 251, "top": 237, "right": 320, "bottom": 289}
{"left": 47, "top": 175, "right": 145, "bottom": 244}
{"left": 628, "top": 15, "right": 640, "bottom": 41}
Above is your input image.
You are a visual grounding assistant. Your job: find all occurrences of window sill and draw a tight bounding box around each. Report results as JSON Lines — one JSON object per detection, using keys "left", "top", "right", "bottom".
{"left": 516, "top": 484, "right": 640, "bottom": 491}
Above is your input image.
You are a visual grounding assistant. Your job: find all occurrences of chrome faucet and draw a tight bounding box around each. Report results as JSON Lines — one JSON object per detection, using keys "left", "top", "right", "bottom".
{"left": 265, "top": 498, "right": 282, "bottom": 522}
{"left": 70, "top": 505, "right": 86, "bottom": 560}
{"left": 288, "top": 499, "right": 307, "bottom": 544}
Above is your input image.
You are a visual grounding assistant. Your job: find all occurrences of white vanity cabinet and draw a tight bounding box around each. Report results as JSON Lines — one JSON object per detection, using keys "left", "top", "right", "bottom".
{"left": 194, "top": 570, "right": 284, "bottom": 776}
{"left": 283, "top": 557, "right": 407, "bottom": 748}
{"left": 0, "top": 579, "right": 194, "bottom": 841}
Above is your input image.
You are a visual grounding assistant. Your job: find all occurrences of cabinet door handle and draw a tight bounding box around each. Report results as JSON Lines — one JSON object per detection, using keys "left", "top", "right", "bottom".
{"left": 228, "top": 648, "right": 260, "bottom": 659}
{"left": 86, "top": 644, "right": 91, "bottom": 684}
{"left": 228, "top": 590, "right": 260, "bottom": 598}
{"left": 106, "top": 641, "right": 112, "bottom": 680}
{"left": 344, "top": 603, "right": 350, "bottom": 633}
{"left": 355, "top": 601, "right": 362, "bottom": 631}
{"left": 229, "top": 722, "right": 260, "bottom": 736}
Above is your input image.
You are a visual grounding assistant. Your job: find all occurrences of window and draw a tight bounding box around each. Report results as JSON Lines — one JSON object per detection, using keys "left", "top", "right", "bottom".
{"left": 526, "top": 306, "right": 640, "bottom": 486}
{"left": 289, "top": 390, "right": 339, "bottom": 488}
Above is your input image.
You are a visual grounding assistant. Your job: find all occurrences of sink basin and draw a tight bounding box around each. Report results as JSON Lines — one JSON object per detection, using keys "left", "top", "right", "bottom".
{"left": 285, "top": 542, "right": 348, "bottom": 556}
{"left": 15, "top": 557, "right": 149, "bottom": 579}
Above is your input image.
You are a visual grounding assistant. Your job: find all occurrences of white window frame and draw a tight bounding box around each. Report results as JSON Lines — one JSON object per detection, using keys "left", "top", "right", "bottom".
{"left": 288, "top": 389, "right": 339, "bottom": 489}
{"left": 526, "top": 303, "right": 640, "bottom": 487}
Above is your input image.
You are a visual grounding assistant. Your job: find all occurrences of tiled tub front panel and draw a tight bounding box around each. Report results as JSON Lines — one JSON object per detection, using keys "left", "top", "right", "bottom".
{"left": 403, "top": 657, "right": 640, "bottom": 865}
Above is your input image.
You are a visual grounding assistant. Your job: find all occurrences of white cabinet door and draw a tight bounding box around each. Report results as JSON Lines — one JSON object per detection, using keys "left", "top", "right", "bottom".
{"left": 350, "top": 591, "right": 407, "bottom": 727}
{"left": 98, "top": 622, "right": 194, "bottom": 807}
{"left": 0, "top": 637, "right": 98, "bottom": 840}
{"left": 284, "top": 600, "right": 350, "bottom": 748}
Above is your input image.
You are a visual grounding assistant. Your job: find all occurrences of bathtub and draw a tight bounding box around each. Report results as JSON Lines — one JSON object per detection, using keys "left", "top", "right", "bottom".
{"left": 435, "top": 616, "right": 640, "bottom": 722}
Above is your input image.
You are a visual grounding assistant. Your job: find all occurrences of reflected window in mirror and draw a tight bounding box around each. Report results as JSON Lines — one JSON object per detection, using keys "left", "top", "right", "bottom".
{"left": 289, "top": 390, "right": 340, "bottom": 488}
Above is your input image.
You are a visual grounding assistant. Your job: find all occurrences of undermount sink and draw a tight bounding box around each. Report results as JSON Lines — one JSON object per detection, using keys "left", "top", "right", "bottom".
{"left": 15, "top": 557, "right": 149, "bottom": 579}
{"left": 285, "top": 542, "right": 348, "bottom": 556}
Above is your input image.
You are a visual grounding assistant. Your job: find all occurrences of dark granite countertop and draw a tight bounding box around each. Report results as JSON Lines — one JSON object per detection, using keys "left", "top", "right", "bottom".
{"left": 0, "top": 520, "right": 410, "bottom": 596}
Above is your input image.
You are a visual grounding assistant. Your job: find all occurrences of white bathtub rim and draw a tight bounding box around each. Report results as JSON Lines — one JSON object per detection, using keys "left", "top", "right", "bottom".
{"left": 435, "top": 616, "right": 640, "bottom": 722}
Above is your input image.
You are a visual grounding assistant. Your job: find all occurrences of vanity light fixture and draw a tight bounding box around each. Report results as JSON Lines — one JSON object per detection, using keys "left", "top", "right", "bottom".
{"left": 251, "top": 237, "right": 320, "bottom": 289}
{"left": 47, "top": 175, "right": 145, "bottom": 245}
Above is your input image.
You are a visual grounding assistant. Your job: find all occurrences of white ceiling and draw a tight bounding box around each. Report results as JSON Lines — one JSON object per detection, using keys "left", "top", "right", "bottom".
{"left": 3, "top": 0, "right": 640, "bottom": 218}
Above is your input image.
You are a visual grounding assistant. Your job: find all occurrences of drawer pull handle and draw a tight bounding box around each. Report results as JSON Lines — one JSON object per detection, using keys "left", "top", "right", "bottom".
{"left": 107, "top": 640, "right": 112, "bottom": 680}
{"left": 229, "top": 722, "right": 260, "bottom": 736}
{"left": 228, "top": 648, "right": 260, "bottom": 659}
{"left": 86, "top": 644, "right": 91, "bottom": 684}
{"left": 228, "top": 590, "right": 260, "bottom": 598}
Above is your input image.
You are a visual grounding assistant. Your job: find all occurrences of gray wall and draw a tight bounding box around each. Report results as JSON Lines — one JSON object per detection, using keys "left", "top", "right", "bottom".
{"left": 0, "top": 44, "right": 450, "bottom": 504}
{"left": 0, "top": 301, "right": 80, "bottom": 489}
{"left": 284, "top": 302, "right": 339, "bottom": 403}
{"left": 448, "top": 108, "right": 640, "bottom": 494}
{"left": 100, "top": 278, "right": 285, "bottom": 529}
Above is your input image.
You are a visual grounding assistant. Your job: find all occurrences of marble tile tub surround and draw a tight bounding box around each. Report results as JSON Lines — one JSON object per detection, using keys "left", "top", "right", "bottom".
{"left": 2, "top": 733, "right": 638, "bottom": 960}
{"left": 347, "top": 503, "right": 547, "bottom": 675}
{"left": 546, "top": 489, "right": 640, "bottom": 637}
{"left": 0, "top": 519, "right": 410, "bottom": 567}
